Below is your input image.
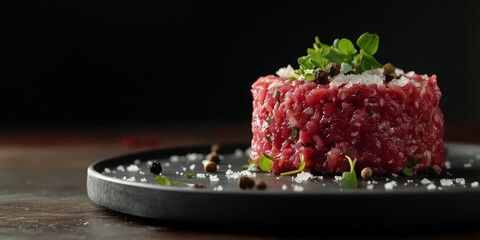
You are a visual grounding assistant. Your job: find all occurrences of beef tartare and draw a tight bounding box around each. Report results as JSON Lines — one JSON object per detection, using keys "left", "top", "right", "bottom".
{"left": 250, "top": 33, "right": 445, "bottom": 176}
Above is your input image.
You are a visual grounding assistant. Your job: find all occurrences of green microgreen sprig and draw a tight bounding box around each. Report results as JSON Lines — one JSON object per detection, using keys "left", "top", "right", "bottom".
{"left": 280, "top": 153, "right": 306, "bottom": 176}
{"left": 242, "top": 158, "right": 257, "bottom": 171}
{"left": 244, "top": 153, "right": 306, "bottom": 176}
{"left": 339, "top": 155, "right": 358, "bottom": 188}
{"left": 156, "top": 175, "right": 195, "bottom": 187}
{"left": 258, "top": 153, "right": 276, "bottom": 172}
{"left": 295, "top": 32, "right": 382, "bottom": 81}
{"left": 290, "top": 128, "right": 298, "bottom": 138}
{"left": 401, "top": 157, "right": 420, "bottom": 176}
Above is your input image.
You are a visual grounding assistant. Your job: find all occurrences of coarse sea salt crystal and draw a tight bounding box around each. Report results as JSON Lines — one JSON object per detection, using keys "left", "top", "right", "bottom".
{"left": 384, "top": 181, "right": 397, "bottom": 190}
{"left": 170, "top": 155, "right": 180, "bottom": 162}
{"left": 420, "top": 178, "right": 432, "bottom": 185}
{"left": 214, "top": 185, "right": 223, "bottom": 191}
{"left": 139, "top": 171, "right": 145, "bottom": 175}
{"left": 104, "top": 168, "right": 111, "bottom": 174}
{"left": 228, "top": 164, "right": 232, "bottom": 169}
{"left": 234, "top": 149, "right": 243, "bottom": 157}
{"left": 126, "top": 164, "right": 140, "bottom": 172}
{"left": 282, "top": 184, "right": 288, "bottom": 190}
{"left": 334, "top": 176, "right": 342, "bottom": 181}
{"left": 331, "top": 69, "right": 384, "bottom": 88}
{"left": 367, "top": 185, "right": 374, "bottom": 190}
{"left": 197, "top": 173, "right": 206, "bottom": 179}
{"left": 405, "top": 71, "right": 415, "bottom": 77}
{"left": 471, "top": 181, "right": 479, "bottom": 188}
{"left": 276, "top": 64, "right": 295, "bottom": 78}
{"left": 427, "top": 184, "right": 436, "bottom": 190}
{"left": 367, "top": 180, "right": 379, "bottom": 185}
{"left": 440, "top": 179, "right": 454, "bottom": 187}
{"left": 455, "top": 178, "right": 466, "bottom": 185}
{"left": 445, "top": 161, "right": 451, "bottom": 169}
{"left": 140, "top": 178, "right": 147, "bottom": 182}
{"left": 186, "top": 153, "right": 196, "bottom": 161}
{"left": 123, "top": 176, "right": 135, "bottom": 182}
{"left": 189, "top": 164, "right": 195, "bottom": 170}
{"left": 391, "top": 173, "right": 398, "bottom": 178}
{"left": 244, "top": 148, "right": 252, "bottom": 156}
{"left": 225, "top": 169, "right": 233, "bottom": 175}
{"left": 389, "top": 76, "right": 409, "bottom": 87}
{"left": 116, "top": 165, "right": 125, "bottom": 172}
{"left": 293, "top": 185, "right": 304, "bottom": 192}
{"left": 226, "top": 170, "right": 256, "bottom": 180}
{"left": 209, "top": 175, "right": 219, "bottom": 182}
{"left": 293, "top": 171, "right": 313, "bottom": 183}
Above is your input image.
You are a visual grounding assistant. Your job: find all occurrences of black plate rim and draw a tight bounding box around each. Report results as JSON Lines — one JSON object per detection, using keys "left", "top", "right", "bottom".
{"left": 87, "top": 141, "right": 480, "bottom": 196}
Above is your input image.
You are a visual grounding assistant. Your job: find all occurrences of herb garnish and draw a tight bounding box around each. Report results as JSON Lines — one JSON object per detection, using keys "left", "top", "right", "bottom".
{"left": 258, "top": 153, "right": 275, "bottom": 172}
{"left": 185, "top": 173, "right": 194, "bottom": 179}
{"left": 401, "top": 157, "right": 420, "bottom": 176}
{"left": 342, "top": 149, "right": 352, "bottom": 156}
{"left": 266, "top": 135, "right": 272, "bottom": 142}
{"left": 274, "top": 90, "right": 281, "bottom": 98}
{"left": 280, "top": 153, "right": 306, "bottom": 176}
{"left": 156, "top": 175, "right": 195, "bottom": 187}
{"left": 294, "top": 32, "right": 382, "bottom": 81}
{"left": 339, "top": 156, "right": 358, "bottom": 188}
{"left": 242, "top": 158, "right": 257, "bottom": 171}
{"left": 290, "top": 128, "right": 298, "bottom": 138}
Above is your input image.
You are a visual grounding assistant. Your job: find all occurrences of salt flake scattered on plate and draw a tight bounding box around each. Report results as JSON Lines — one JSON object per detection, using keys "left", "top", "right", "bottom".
{"left": 126, "top": 164, "right": 140, "bottom": 172}
{"left": 293, "top": 185, "right": 304, "bottom": 192}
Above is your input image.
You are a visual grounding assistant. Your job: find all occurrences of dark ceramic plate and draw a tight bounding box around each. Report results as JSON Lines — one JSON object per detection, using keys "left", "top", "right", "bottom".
{"left": 87, "top": 142, "right": 480, "bottom": 228}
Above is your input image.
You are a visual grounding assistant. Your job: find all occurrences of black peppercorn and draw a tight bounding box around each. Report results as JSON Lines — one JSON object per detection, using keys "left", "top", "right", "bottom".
{"left": 326, "top": 62, "right": 341, "bottom": 77}
{"left": 193, "top": 183, "right": 206, "bottom": 189}
{"left": 314, "top": 69, "right": 330, "bottom": 84}
{"left": 204, "top": 161, "right": 217, "bottom": 173}
{"left": 238, "top": 176, "right": 255, "bottom": 189}
{"left": 256, "top": 181, "right": 267, "bottom": 190}
{"left": 207, "top": 152, "right": 221, "bottom": 164}
{"left": 148, "top": 160, "right": 163, "bottom": 174}
{"left": 427, "top": 165, "right": 442, "bottom": 177}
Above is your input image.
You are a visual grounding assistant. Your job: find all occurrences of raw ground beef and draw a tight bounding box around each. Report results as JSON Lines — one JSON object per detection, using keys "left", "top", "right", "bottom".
{"left": 250, "top": 71, "right": 445, "bottom": 175}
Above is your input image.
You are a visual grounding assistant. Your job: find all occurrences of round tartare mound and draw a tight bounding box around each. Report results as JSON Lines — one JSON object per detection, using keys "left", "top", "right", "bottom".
{"left": 250, "top": 69, "right": 445, "bottom": 175}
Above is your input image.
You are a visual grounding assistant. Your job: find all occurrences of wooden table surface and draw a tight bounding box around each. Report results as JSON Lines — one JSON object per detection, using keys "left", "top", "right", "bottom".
{"left": 1, "top": 121, "right": 480, "bottom": 240}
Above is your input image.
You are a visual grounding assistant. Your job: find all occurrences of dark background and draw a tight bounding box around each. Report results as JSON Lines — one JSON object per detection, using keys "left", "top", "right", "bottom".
{"left": 2, "top": 1, "right": 480, "bottom": 126}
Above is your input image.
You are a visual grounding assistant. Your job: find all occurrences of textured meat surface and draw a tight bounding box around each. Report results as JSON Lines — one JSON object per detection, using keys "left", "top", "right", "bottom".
{"left": 250, "top": 74, "right": 445, "bottom": 175}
